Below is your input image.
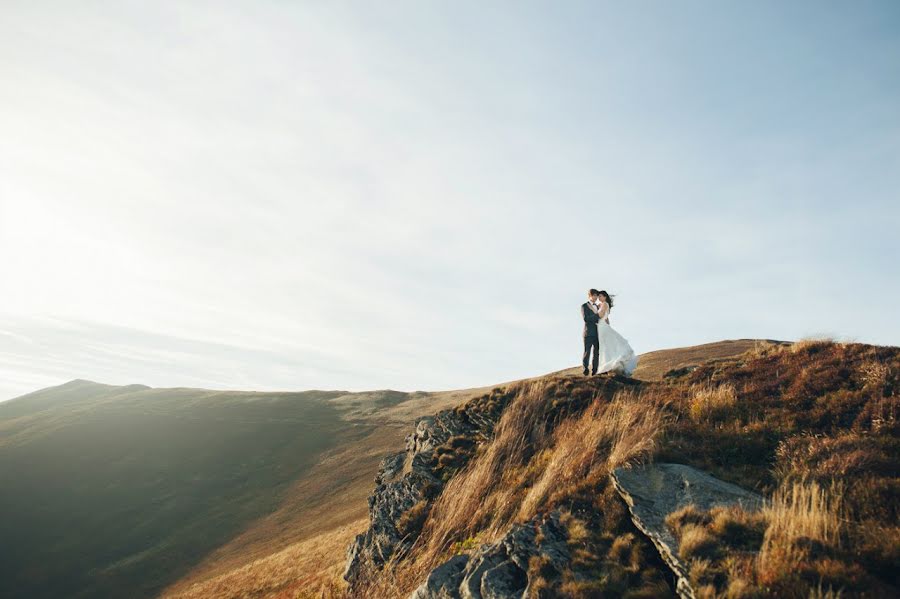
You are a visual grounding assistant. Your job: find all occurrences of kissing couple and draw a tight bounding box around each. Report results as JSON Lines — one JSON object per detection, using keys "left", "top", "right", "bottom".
{"left": 580, "top": 288, "right": 638, "bottom": 376}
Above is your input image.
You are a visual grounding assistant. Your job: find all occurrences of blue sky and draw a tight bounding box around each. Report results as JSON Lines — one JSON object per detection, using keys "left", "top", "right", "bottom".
{"left": 1, "top": 1, "right": 898, "bottom": 400}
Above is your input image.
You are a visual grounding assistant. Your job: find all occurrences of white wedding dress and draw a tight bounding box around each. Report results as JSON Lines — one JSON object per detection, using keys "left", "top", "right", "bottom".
{"left": 595, "top": 308, "right": 638, "bottom": 375}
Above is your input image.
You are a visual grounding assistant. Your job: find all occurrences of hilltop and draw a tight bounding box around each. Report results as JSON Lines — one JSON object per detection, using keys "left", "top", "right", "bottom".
{"left": 340, "top": 340, "right": 898, "bottom": 598}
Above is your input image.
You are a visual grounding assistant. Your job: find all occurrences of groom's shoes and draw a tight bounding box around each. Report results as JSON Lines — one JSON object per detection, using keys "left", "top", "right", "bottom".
{"left": 582, "top": 368, "right": 589, "bottom": 376}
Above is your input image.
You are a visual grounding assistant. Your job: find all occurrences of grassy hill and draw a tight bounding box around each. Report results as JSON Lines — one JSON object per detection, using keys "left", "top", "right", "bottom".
{"left": 0, "top": 376, "right": 501, "bottom": 598}
{"left": 346, "top": 339, "right": 899, "bottom": 598}
{"left": 0, "top": 340, "right": 773, "bottom": 599}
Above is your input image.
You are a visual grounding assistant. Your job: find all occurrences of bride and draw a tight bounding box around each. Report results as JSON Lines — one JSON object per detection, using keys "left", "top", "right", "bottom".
{"left": 592, "top": 290, "right": 638, "bottom": 376}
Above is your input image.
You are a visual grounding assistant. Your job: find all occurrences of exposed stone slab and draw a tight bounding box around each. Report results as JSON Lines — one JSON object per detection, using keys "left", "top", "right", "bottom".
{"left": 610, "top": 463, "right": 763, "bottom": 599}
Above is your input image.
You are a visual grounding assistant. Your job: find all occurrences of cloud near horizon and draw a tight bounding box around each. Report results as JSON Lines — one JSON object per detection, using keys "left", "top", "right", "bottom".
{"left": 1, "top": 2, "right": 899, "bottom": 400}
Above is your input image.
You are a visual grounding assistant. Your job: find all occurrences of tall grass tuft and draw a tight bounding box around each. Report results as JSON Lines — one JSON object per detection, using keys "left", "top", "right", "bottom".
{"left": 758, "top": 481, "right": 844, "bottom": 582}
{"left": 688, "top": 383, "right": 737, "bottom": 422}
{"left": 519, "top": 390, "right": 667, "bottom": 518}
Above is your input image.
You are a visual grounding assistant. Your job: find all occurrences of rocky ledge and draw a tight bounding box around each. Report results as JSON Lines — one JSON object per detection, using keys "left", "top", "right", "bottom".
{"left": 346, "top": 394, "right": 763, "bottom": 599}
{"left": 611, "top": 463, "right": 764, "bottom": 599}
{"left": 343, "top": 395, "right": 506, "bottom": 590}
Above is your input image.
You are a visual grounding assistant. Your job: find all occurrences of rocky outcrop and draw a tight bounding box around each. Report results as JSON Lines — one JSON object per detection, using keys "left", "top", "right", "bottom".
{"left": 611, "top": 463, "right": 763, "bottom": 599}
{"left": 344, "top": 400, "right": 505, "bottom": 590}
{"left": 410, "top": 511, "right": 571, "bottom": 599}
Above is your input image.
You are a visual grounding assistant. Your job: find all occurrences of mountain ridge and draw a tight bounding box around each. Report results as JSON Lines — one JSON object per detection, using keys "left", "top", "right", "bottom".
{"left": 1, "top": 339, "right": 812, "bottom": 598}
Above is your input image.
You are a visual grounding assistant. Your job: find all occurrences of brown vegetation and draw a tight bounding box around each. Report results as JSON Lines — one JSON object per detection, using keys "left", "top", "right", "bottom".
{"left": 360, "top": 378, "right": 674, "bottom": 597}
{"left": 654, "top": 340, "right": 900, "bottom": 598}
{"left": 174, "top": 339, "right": 900, "bottom": 597}
{"left": 373, "top": 340, "right": 899, "bottom": 597}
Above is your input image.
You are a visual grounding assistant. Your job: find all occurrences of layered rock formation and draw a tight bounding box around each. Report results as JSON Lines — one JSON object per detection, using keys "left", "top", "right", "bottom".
{"left": 344, "top": 394, "right": 507, "bottom": 589}
{"left": 410, "top": 512, "right": 570, "bottom": 599}
{"left": 611, "top": 463, "right": 764, "bottom": 599}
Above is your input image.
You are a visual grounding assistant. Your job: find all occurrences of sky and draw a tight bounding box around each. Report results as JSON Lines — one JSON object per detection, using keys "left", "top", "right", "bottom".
{"left": 1, "top": 1, "right": 898, "bottom": 401}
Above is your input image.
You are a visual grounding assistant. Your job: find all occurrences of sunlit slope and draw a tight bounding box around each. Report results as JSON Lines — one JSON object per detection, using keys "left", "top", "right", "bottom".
{"left": 164, "top": 340, "right": 764, "bottom": 597}
{"left": 0, "top": 381, "right": 351, "bottom": 599}
{"left": 0, "top": 340, "right": 762, "bottom": 599}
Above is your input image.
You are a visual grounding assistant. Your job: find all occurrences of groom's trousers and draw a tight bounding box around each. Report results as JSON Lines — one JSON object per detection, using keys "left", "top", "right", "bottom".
{"left": 583, "top": 336, "right": 599, "bottom": 374}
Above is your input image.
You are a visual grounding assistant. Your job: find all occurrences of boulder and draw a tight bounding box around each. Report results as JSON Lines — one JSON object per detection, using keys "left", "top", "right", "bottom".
{"left": 410, "top": 511, "right": 570, "bottom": 599}
{"left": 610, "top": 463, "right": 763, "bottom": 599}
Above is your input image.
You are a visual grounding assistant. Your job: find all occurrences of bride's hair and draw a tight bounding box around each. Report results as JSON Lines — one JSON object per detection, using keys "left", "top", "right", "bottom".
{"left": 598, "top": 290, "right": 614, "bottom": 308}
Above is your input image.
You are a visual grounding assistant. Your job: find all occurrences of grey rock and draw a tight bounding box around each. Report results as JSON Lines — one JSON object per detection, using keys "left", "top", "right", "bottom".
{"left": 410, "top": 511, "right": 570, "bottom": 599}
{"left": 345, "top": 402, "right": 498, "bottom": 590}
{"left": 343, "top": 449, "right": 438, "bottom": 586}
{"left": 410, "top": 555, "right": 470, "bottom": 599}
{"left": 611, "top": 463, "right": 763, "bottom": 599}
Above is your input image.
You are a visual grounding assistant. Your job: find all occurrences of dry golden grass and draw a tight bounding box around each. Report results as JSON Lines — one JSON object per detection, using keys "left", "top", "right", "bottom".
{"left": 425, "top": 380, "right": 554, "bottom": 543}
{"left": 361, "top": 381, "right": 669, "bottom": 597}
{"left": 749, "top": 339, "right": 782, "bottom": 359}
{"left": 762, "top": 481, "right": 844, "bottom": 549}
{"left": 707, "top": 506, "right": 766, "bottom": 549}
{"left": 688, "top": 383, "right": 738, "bottom": 422}
{"left": 774, "top": 432, "right": 892, "bottom": 482}
{"left": 809, "top": 582, "right": 845, "bottom": 598}
{"left": 626, "top": 339, "right": 762, "bottom": 381}
{"left": 791, "top": 336, "right": 835, "bottom": 353}
{"left": 757, "top": 481, "right": 844, "bottom": 587}
{"left": 162, "top": 519, "right": 363, "bottom": 599}
{"left": 520, "top": 390, "right": 666, "bottom": 517}
{"left": 666, "top": 481, "right": 854, "bottom": 596}
{"left": 679, "top": 525, "right": 719, "bottom": 561}
{"left": 159, "top": 341, "right": 768, "bottom": 598}
{"left": 194, "top": 340, "right": 895, "bottom": 598}
{"left": 859, "top": 360, "right": 890, "bottom": 390}
{"left": 666, "top": 504, "right": 712, "bottom": 533}
{"left": 360, "top": 380, "right": 556, "bottom": 595}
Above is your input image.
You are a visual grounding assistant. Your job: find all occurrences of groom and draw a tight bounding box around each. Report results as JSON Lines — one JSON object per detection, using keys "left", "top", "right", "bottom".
{"left": 581, "top": 289, "right": 601, "bottom": 375}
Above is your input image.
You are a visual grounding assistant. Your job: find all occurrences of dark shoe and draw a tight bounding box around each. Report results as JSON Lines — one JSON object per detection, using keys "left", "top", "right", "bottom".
{"left": 582, "top": 369, "right": 589, "bottom": 376}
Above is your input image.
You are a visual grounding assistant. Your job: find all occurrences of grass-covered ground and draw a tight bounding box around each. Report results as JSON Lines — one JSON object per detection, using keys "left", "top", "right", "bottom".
{"left": 352, "top": 340, "right": 898, "bottom": 598}
{"left": 7, "top": 339, "right": 888, "bottom": 599}
{"left": 655, "top": 340, "right": 899, "bottom": 597}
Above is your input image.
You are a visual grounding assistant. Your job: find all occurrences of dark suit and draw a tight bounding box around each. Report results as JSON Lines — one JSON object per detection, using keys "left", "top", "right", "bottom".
{"left": 581, "top": 302, "right": 600, "bottom": 374}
